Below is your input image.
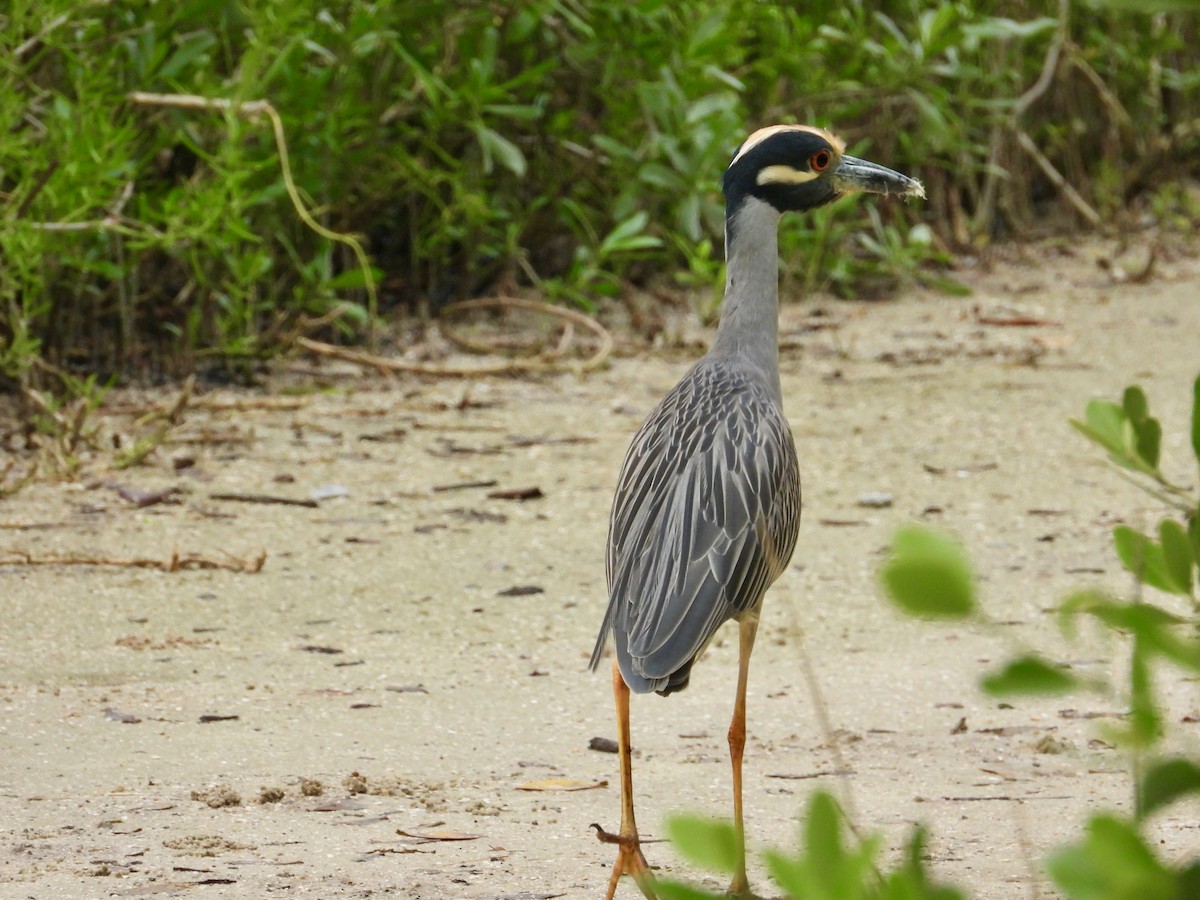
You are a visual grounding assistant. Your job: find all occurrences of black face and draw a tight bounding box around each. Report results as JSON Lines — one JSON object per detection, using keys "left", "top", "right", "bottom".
{"left": 723, "top": 126, "right": 922, "bottom": 216}
{"left": 724, "top": 128, "right": 841, "bottom": 214}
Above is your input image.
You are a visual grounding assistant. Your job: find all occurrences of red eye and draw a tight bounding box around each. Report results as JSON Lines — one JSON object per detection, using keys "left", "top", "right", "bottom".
{"left": 811, "top": 150, "right": 832, "bottom": 172}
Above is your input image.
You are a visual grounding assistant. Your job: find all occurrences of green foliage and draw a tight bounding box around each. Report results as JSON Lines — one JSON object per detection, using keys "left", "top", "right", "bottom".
{"left": 664, "top": 816, "right": 741, "bottom": 876}
{"left": 979, "top": 653, "right": 1079, "bottom": 696}
{"left": 879, "top": 525, "right": 977, "bottom": 620}
{"left": 764, "top": 792, "right": 882, "bottom": 899}
{"left": 1070, "top": 390, "right": 1164, "bottom": 481}
{"left": 659, "top": 792, "right": 964, "bottom": 900}
{"left": 4, "top": 0, "right": 1200, "bottom": 382}
{"left": 1193, "top": 375, "right": 1200, "bottom": 476}
{"left": 1138, "top": 758, "right": 1200, "bottom": 819}
{"left": 874, "top": 372, "right": 1200, "bottom": 900}
{"left": 1112, "top": 523, "right": 1195, "bottom": 595}
{"left": 1046, "top": 815, "right": 1182, "bottom": 900}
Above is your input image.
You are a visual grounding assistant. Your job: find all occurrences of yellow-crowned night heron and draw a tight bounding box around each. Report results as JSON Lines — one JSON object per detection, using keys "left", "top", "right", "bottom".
{"left": 590, "top": 125, "right": 923, "bottom": 898}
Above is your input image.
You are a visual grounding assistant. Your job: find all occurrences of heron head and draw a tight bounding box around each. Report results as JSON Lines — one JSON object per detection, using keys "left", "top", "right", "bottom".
{"left": 723, "top": 125, "right": 924, "bottom": 215}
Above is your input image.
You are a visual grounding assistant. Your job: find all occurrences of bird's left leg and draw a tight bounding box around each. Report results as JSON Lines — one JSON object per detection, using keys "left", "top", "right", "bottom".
{"left": 593, "top": 661, "right": 657, "bottom": 900}
{"left": 727, "top": 615, "right": 759, "bottom": 898}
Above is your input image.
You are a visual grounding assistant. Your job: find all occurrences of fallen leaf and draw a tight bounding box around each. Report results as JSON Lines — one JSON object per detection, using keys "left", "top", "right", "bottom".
{"left": 516, "top": 778, "right": 607, "bottom": 792}
{"left": 856, "top": 492, "right": 893, "bottom": 508}
{"left": 976, "top": 314, "right": 1063, "bottom": 327}
{"left": 395, "top": 829, "right": 483, "bottom": 842}
{"left": 312, "top": 798, "right": 368, "bottom": 812}
{"left": 432, "top": 479, "right": 498, "bottom": 493}
{"left": 497, "top": 585, "right": 544, "bottom": 597}
{"left": 487, "top": 486, "right": 544, "bottom": 501}
{"left": 108, "top": 483, "right": 183, "bottom": 508}
{"left": 359, "top": 428, "right": 409, "bottom": 443}
{"left": 386, "top": 684, "right": 429, "bottom": 694}
{"left": 975, "top": 725, "right": 1045, "bottom": 736}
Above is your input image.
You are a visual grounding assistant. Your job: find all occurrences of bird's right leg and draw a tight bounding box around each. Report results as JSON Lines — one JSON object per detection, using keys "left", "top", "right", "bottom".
{"left": 727, "top": 616, "right": 759, "bottom": 898}
{"left": 594, "top": 661, "right": 657, "bottom": 900}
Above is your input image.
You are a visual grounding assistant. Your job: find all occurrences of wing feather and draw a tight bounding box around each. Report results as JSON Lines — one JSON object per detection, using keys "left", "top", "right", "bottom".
{"left": 590, "top": 363, "right": 801, "bottom": 694}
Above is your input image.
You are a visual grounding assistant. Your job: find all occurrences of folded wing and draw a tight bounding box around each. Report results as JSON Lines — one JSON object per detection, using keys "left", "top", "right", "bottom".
{"left": 591, "top": 365, "right": 800, "bottom": 694}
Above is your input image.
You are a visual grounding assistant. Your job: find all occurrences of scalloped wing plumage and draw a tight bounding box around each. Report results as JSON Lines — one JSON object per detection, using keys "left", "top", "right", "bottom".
{"left": 591, "top": 362, "right": 801, "bottom": 694}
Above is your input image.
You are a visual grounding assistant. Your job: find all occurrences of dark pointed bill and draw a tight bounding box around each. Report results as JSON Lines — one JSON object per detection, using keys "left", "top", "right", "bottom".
{"left": 832, "top": 155, "right": 925, "bottom": 198}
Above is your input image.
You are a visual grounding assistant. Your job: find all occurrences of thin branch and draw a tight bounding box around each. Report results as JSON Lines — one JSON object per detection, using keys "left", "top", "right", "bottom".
{"left": 1012, "top": 7, "right": 1068, "bottom": 121}
{"left": 0, "top": 549, "right": 267, "bottom": 574}
{"left": 298, "top": 297, "right": 613, "bottom": 377}
{"left": 1110, "top": 466, "right": 1195, "bottom": 513}
{"left": 1015, "top": 131, "right": 1102, "bottom": 226}
{"left": 126, "top": 91, "right": 378, "bottom": 339}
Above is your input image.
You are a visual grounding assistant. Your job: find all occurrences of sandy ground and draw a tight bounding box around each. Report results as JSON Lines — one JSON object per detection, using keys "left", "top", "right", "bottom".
{"left": 2, "top": 243, "right": 1200, "bottom": 900}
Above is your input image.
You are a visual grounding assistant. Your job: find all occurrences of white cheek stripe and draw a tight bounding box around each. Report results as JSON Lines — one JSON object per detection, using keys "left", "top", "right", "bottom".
{"left": 756, "top": 164, "right": 819, "bottom": 185}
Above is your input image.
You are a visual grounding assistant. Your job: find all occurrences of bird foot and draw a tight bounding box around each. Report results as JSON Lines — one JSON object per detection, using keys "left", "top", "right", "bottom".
{"left": 591, "top": 823, "right": 657, "bottom": 900}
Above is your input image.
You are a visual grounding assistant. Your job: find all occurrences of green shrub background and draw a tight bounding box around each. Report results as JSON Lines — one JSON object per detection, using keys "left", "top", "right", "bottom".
{"left": 2, "top": 0, "right": 1198, "bottom": 381}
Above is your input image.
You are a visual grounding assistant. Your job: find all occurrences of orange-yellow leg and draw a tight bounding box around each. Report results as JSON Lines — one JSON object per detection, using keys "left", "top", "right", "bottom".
{"left": 728, "top": 617, "right": 759, "bottom": 898}
{"left": 593, "top": 661, "right": 657, "bottom": 899}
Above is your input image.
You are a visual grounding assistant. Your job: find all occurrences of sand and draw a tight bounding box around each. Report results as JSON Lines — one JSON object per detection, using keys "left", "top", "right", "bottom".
{"left": 2, "top": 242, "right": 1199, "bottom": 899}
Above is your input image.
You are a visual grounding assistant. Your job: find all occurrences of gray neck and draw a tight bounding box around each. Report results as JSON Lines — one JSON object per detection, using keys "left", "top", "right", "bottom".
{"left": 708, "top": 197, "right": 783, "bottom": 397}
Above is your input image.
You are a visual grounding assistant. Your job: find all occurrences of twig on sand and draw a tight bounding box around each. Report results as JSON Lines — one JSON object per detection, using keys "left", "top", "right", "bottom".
{"left": 0, "top": 549, "right": 267, "bottom": 573}
{"left": 209, "top": 491, "right": 318, "bottom": 508}
{"left": 297, "top": 297, "right": 613, "bottom": 377}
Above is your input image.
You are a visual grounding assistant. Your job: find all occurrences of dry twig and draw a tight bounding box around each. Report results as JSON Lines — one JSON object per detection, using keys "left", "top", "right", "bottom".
{"left": 0, "top": 549, "right": 266, "bottom": 573}
{"left": 298, "top": 297, "right": 613, "bottom": 377}
{"left": 209, "top": 491, "right": 318, "bottom": 508}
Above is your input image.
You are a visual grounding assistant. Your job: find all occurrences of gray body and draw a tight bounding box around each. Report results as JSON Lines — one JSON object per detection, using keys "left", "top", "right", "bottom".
{"left": 591, "top": 197, "right": 802, "bottom": 695}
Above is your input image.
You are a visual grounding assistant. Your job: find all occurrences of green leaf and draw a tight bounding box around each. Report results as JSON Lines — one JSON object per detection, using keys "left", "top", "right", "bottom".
{"left": 879, "top": 525, "right": 976, "bottom": 620}
{"left": 665, "top": 815, "right": 738, "bottom": 874}
{"left": 963, "top": 16, "right": 1058, "bottom": 40}
{"left": 1071, "top": 400, "right": 1127, "bottom": 456}
{"left": 638, "top": 162, "right": 686, "bottom": 190}
{"left": 1192, "top": 373, "right": 1200, "bottom": 470}
{"left": 1113, "top": 526, "right": 1188, "bottom": 594}
{"left": 483, "top": 103, "right": 543, "bottom": 121}
{"left": 765, "top": 791, "right": 881, "bottom": 899}
{"left": 1046, "top": 814, "right": 1178, "bottom": 900}
{"left": 981, "top": 654, "right": 1078, "bottom": 697}
{"left": 1181, "top": 861, "right": 1200, "bottom": 899}
{"left": 654, "top": 881, "right": 724, "bottom": 900}
{"left": 1139, "top": 758, "right": 1200, "bottom": 818}
{"left": 473, "top": 125, "right": 526, "bottom": 177}
{"left": 1088, "top": 399, "right": 1130, "bottom": 453}
{"left": 159, "top": 32, "right": 216, "bottom": 80}
{"left": 803, "top": 790, "right": 846, "bottom": 867}
{"left": 600, "top": 212, "right": 661, "bottom": 255}
{"left": 327, "top": 266, "right": 383, "bottom": 291}
{"left": 1159, "top": 519, "right": 1195, "bottom": 596}
{"left": 1123, "top": 385, "right": 1150, "bottom": 423}
{"left": 1123, "top": 386, "right": 1162, "bottom": 469}
{"left": 1190, "top": 515, "right": 1200, "bottom": 569}
{"left": 881, "top": 826, "right": 968, "bottom": 900}
{"left": 1059, "top": 594, "right": 1200, "bottom": 672}
{"left": 1058, "top": 591, "right": 1123, "bottom": 638}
